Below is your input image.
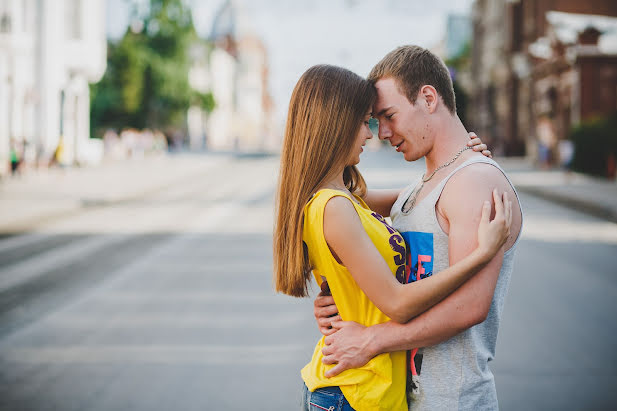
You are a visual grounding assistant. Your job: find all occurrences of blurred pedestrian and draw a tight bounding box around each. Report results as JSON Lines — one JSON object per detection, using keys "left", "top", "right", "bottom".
{"left": 558, "top": 139, "right": 574, "bottom": 173}
{"left": 9, "top": 138, "right": 22, "bottom": 176}
{"left": 537, "top": 116, "right": 557, "bottom": 169}
{"left": 49, "top": 136, "right": 67, "bottom": 168}
{"left": 274, "top": 63, "right": 509, "bottom": 411}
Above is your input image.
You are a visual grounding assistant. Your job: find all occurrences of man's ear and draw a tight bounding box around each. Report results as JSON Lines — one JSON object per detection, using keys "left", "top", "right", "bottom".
{"left": 420, "top": 85, "right": 438, "bottom": 114}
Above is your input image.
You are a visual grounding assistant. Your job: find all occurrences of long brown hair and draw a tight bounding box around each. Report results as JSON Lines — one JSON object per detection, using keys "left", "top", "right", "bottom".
{"left": 274, "top": 65, "right": 376, "bottom": 297}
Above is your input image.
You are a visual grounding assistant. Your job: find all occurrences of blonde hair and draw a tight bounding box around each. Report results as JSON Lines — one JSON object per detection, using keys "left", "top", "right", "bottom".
{"left": 274, "top": 65, "right": 375, "bottom": 297}
{"left": 368, "top": 45, "right": 456, "bottom": 114}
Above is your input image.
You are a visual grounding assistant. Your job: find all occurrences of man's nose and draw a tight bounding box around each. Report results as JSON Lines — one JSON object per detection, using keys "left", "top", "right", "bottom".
{"left": 378, "top": 123, "right": 391, "bottom": 140}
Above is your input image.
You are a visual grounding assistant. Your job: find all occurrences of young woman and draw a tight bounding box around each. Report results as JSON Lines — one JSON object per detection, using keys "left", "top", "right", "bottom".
{"left": 273, "top": 65, "right": 511, "bottom": 411}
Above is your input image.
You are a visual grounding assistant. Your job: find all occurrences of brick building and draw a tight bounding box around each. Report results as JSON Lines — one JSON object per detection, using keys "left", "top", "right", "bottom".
{"left": 470, "top": 0, "right": 617, "bottom": 161}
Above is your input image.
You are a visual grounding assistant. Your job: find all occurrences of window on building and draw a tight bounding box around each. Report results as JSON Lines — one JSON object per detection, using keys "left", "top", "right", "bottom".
{"left": 65, "top": 0, "right": 82, "bottom": 40}
{"left": 0, "top": 14, "right": 10, "bottom": 33}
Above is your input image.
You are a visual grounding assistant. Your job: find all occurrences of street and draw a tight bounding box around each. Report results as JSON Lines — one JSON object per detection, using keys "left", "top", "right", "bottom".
{"left": 1, "top": 151, "right": 616, "bottom": 410}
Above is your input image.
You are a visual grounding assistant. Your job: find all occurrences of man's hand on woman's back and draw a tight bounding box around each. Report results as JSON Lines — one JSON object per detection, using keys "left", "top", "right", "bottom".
{"left": 314, "top": 282, "right": 340, "bottom": 336}
{"left": 313, "top": 283, "right": 374, "bottom": 378}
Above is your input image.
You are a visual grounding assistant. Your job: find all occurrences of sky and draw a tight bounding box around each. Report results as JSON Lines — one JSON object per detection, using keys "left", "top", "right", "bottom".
{"left": 106, "top": 0, "right": 474, "bottom": 125}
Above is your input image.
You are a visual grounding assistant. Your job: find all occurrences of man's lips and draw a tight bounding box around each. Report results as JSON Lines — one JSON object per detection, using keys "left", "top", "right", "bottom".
{"left": 392, "top": 141, "right": 403, "bottom": 152}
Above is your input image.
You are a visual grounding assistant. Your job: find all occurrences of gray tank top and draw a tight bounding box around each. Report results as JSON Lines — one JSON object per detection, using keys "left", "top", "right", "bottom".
{"left": 391, "top": 156, "right": 522, "bottom": 411}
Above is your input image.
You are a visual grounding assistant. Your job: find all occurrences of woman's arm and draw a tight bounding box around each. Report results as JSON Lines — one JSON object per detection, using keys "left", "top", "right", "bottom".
{"left": 323, "top": 190, "right": 511, "bottom": 324}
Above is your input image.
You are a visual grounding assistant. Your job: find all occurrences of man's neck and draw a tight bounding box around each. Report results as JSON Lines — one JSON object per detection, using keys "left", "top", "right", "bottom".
{"left": 424, "top": 114, "right": 473, "bottom": 174}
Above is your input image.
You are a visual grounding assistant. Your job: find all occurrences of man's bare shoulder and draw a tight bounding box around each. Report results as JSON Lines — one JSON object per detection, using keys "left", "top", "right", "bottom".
{"left": 440, "top": 159, "right": 522, "bottom": 247}
{"left": 452, "top": 160, "right": 509, "bottom": 183}
{"left": 443, "top": 161, "right": 514, "bottom": 200}
{"left": 440, "top": 162, "right": 502, "bottom": 205}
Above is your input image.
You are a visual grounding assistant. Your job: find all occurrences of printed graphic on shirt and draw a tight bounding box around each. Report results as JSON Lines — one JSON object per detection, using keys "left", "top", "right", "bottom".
{"left": 401, "top": 231, "right": 434, "bottom": 283}
{"left": 400, "top": 231, "right": 434, "bottom": 391}
{"left": 371, "top": 212, "right": 406, "bottom": 283}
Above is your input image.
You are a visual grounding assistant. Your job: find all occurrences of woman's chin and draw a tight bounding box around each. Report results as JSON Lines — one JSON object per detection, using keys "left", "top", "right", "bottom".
{"left": 348, "top": 157, "right": 361, "bottom": 167}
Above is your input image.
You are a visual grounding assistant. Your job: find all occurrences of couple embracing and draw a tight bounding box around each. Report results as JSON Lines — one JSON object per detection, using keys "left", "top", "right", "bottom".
{"left": 274, "top": 45, "right": 523, "bottom": 411}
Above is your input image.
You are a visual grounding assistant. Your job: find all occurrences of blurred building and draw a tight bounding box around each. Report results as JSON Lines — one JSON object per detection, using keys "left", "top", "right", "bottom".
{"left": 0, "top": 0, "right": 106, "bottom": 176}
{"left": 470, "top": 0, "right": 617, "bottom": 160}
{"left": 188, "top": 0, "right": 274, "bottom": 152}
{"left": 446, "top": 14, "right": 472, "bottom": 60}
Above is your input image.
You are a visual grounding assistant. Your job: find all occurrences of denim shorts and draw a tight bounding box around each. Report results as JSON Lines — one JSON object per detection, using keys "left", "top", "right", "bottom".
{"left": 302, "top": 384, "right": 355, "bottom": 411}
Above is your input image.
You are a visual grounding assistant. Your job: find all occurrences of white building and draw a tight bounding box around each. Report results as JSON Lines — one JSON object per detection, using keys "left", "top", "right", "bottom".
{"left": 188, "top": 0, "right": 273, "bottom": 152}
{"left": 0, "top": 0, "right": 106, "bottom": 176}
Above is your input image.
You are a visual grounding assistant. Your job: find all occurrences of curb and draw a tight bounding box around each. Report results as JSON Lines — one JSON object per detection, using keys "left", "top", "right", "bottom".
{"left": 516, "top": 185, "right": 617, "bottom": 224}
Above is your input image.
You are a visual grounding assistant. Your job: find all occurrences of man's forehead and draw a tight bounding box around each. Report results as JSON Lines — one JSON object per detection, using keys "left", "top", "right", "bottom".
{"left": 373, "top": 76, "right": 421, "bottom": 115}
{"left": 375, "top": 77, "right": 401, "bottom": 93}
{"left": 372, "top": 87, "right": 395, "bottom": 115}
{"left": 372, "top": 100, "right": 390, "bottom": 116}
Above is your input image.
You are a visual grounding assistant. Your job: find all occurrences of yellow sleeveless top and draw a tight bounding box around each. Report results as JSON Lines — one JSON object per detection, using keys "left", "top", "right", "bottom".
{"left": 301, "top": 189, "right": 408, "bottom": 411}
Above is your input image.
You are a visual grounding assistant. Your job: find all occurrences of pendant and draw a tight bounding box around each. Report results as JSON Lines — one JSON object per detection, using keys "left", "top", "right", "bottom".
{"left": 402, "top": 180, "right": 424, "bottom": 214}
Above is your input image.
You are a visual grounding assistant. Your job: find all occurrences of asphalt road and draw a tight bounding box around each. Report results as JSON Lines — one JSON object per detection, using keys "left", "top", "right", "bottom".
{"left": 0, "top": 151, "right": 616, "bottom": 410}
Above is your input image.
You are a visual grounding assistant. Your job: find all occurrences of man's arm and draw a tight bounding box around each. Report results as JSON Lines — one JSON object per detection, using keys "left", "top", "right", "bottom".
{"left": 362, "top": 189, "right": 401, "bottom": 217}
{"left": 320, "top": 247, "right": 501, "bottom": 378}
{"left": 321, "top": 165, "right": 519, "bottom": 376}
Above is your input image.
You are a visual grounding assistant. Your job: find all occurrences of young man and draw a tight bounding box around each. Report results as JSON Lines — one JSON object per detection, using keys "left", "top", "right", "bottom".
{"left": 314, "top": 46, "right": 523, "bottom": 409}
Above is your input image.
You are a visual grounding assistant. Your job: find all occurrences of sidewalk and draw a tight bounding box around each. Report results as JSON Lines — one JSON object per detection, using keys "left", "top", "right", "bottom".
{"left": 0, "top": 153, "right": 233, "bottom": 234}
{"left": 1, "top": 154, "right": 616, "bottom": 235}
{"left": 499, "top": 157, "right": 617, "bottom": 223}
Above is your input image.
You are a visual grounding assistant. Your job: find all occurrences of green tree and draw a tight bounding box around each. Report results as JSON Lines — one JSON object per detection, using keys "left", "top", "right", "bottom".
{"left": 569, "top": 113, "right": 617, "bottom": 177}
{"left": 90, "top": 0, "right": 215, "bottom": 138}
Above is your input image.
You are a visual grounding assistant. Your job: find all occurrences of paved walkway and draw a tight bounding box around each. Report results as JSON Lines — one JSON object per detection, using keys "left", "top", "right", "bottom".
{"left": 500, "top": 158, "right": 617, "bottom": 223}
{"left": 1, "top": 154, "right": 616, "bottom": 235}
{"left": 0, "top": 154, "right": 234, "bottom": 234}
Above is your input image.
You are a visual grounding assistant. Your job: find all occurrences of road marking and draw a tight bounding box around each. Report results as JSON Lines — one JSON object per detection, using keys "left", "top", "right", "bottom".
{"left": 43, "top": 311, "right": 307, "bottom": 329}
{"left": 91, "top": 291, "right": 294, "bottom": 304}
{"left": 0, "top": 188, "right": 279, "bottom": 342}
{"left": 0, "top": 344, "right": 307, "bottom": 365}
{"left": 0, "top": 234, "right": 127, "bottom": 292}
{"left": 0, "top": 232, "right": 54, "bottom": 253}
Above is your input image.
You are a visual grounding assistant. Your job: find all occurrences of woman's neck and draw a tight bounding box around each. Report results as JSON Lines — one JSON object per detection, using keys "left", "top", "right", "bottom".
{"left": 321, "top": 174, "right": 347, "bottom": 192}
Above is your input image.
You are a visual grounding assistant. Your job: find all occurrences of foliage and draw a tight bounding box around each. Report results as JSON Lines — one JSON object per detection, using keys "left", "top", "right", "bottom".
{"left": 192, "top": 90, "right": 216, "bottom": 114}
{"left": 445, "top": 42, "right": 471, "bottom": 72}
{"left": 569, "top": 113, "right": 617, "bottom": 177}
{"left": 90, "top": 0, "right": 215, "bottom": 138}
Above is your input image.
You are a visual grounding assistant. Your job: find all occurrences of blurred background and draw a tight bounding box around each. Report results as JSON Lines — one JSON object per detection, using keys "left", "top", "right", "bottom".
{"left": 0, "top": 0, "right": 616, "bottom": 410}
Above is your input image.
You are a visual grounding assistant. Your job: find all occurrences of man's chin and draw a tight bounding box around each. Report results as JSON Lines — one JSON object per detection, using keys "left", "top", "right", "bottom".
{"left": 402, "top": 151, "right": 419, "bottom": 162}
